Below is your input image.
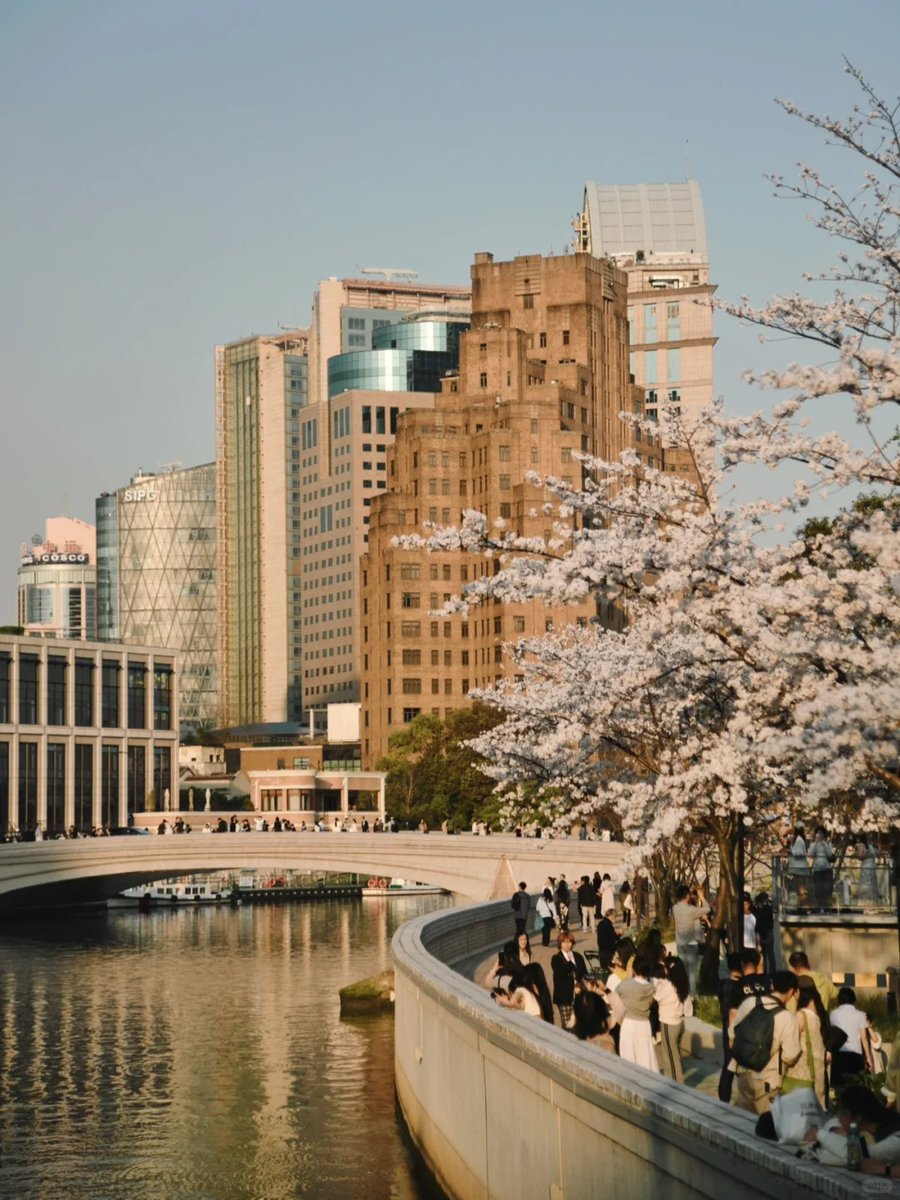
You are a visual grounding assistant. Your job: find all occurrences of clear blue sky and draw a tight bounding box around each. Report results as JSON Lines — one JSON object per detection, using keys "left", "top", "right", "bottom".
{"left": 1, "top": 0, "right": 895, "bottom": 618}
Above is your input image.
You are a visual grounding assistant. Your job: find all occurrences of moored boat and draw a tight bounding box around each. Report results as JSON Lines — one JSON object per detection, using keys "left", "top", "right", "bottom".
{"left": 362, "top": 878, "right": 446, "bottom": 897}
{"left": 110, "top": 880, "right": 226, "bottom": 907}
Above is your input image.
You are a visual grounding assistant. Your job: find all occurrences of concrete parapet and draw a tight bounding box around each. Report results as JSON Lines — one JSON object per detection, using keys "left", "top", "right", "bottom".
{"left": 393, "top": 900, "right": 866, "bottom": 1200}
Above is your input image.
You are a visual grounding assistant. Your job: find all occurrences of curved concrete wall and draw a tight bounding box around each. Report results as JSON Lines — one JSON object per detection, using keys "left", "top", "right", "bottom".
{"left": 393, "top": 900, "right": 863, "bottom": 1200}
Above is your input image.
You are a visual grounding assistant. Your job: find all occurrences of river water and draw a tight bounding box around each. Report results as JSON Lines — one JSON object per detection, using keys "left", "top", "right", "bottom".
{"left": 0, "top": 894, "right": 454, "bottom": 1200}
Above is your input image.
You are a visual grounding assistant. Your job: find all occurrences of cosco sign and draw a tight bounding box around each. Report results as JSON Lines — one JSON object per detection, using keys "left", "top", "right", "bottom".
{"left": 22, "top": 552, "right": 90, "bottom": 565}
{"left": 123, "top": 487, "right": 158, "bottom": 502}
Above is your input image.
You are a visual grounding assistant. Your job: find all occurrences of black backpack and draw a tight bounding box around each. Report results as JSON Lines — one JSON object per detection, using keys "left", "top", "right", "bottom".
{"left": 731, "top": 995, "right": 777, "bottom": 1071}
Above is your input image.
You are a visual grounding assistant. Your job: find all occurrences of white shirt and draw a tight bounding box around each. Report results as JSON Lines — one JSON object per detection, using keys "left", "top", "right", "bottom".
{"left": 654, "top": 977, "right": 685, "bottom": 1025}
{"left": 742, "top": 911, "right": 758, "bottom": 947}
{"left": 830, "top": 1003, "right": 870, "bottom": 1055}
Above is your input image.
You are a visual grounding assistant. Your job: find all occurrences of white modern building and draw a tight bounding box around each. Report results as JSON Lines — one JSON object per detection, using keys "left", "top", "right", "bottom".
{"left": 574, "top": 181, "right": 716, "bottom": 423}
{"left": 17, "top": 517, "right": 97, "bottom": 640}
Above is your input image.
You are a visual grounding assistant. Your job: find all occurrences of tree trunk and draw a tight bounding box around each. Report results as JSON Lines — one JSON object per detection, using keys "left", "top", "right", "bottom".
{"left": 698, "top": 817, "right": 739, "bottom": 994}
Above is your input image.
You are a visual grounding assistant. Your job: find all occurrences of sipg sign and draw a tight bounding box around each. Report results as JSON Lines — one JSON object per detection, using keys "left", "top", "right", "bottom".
{"left": 22, "top": 552, "right": 90, "bottom": 565}
{"left": 123, "top": 487, "right": 159, "bottom": 502}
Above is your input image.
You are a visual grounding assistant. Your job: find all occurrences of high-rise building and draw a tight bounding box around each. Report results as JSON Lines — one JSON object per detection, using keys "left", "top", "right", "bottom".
{"left": 574, "top": 181, "right": 715, "bottom": 422}
{"left": 217, "top": 276, "right": 471, "bottom": 731}
{"left": 17, "top": 517, "right": 96, "bottom": 640}
{"left": 359, "top": 250, "right": 643, "bottom": 766}
{"left": 308, "top": 274, "right": 471, "bottom": 408}
{"left": 215, "top": 332, "right": 309, "bottom": 728}
{"left": 96, "top": 464, "right": 217, "bottom": 729}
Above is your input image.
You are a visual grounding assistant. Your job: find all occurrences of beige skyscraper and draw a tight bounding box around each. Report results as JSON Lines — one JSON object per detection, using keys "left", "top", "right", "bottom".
{"left": 360, "top": 250, "right": 643, "bottom": 766}
{"left": 216, "top": 332, "right": 309, "bottom": 727}
{"left": 216, "top": 275, "right": 471, "bottom": 730}
{"left": 574, "top": 181, "right": 715, "bottom": 422}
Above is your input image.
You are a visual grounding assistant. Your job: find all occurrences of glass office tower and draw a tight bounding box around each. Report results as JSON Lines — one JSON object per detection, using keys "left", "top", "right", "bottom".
{"left": 96, "top": 464, "right": 217, "bottom": 729}
{"left": 327, "top": 315, "right": 467, "bottom": 399}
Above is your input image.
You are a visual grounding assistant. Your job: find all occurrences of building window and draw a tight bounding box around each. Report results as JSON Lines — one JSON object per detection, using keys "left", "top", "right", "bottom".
{"left": 499, "top": 475, "right": 510, "bottom": 490}
{"left": 499, "top": 445, "right": 510, "bottom": 461}
{"left": 667, "top": 302, "right": 680, "bottom": 340}
{"left": 74, "top": 660, "right": 94, "bottom": 727}
{"left": 431, "top": 678, "right": 439, "bottom": 694}
{"left": 154, "top": 746, "right": 171, "bottom": 809}
{"left": 101, "top": 744, "right": 119, "bottom": 828}
{"left": 562, "top": 329, "right": 570, "bottom": 345}
{"left": 523, "top": 294, "right": 533, "bottom": 309}
{"left": 127, "top": 744, "right": 146, "bottom": 816}
{"left": 154, "top": 667, "right": 172, "bottom": 731}
{"left": 74, "top": 743, "right": 93, "bottom": 832}
{"left": 402, "top": 649, "right": 421, "bottom": 665}
{"left": 0, "top": 653, "right": 9, "bottom": 724}
{"left": 47, "top": 656, "right": 67, "bottom": 726}
{"left": 513, "top": 616, "right": 526, "bottom": 633}
{"left": 127, "top": 664, "right": 147, "bottom": 730}
{"left": 101, "top": 662, "right": 120, "bottom": 728}
{"left": 402, "top": 708, "right": 420, "bottom": 723}
{"left": 539, "top": 332, "right": 547, "bottom": 348}
{"left": 644, "top": 303, "right": 657, "bottom": 341}
{"left": 46, "top": 743, "right": 65, "bottom": 835}
{"left": 402, "top": 679, "right": 422, "bottom": 695}
{"left": 18, "top": 741, "right": 38, "bottom": 832}
{"left": 401, "top": 593, "right": 420, "bottom": 609}
{"left": 479, "top": 372, "right": 487, "bottom": 388}
{"left": 400, "top": 621, "right": 420, "bottom": 637}
{"left": 400, "top": 563, "right": 420, "bottom": 580}
{"left": 18, "top": 654, "right": 39, "bottom": 725}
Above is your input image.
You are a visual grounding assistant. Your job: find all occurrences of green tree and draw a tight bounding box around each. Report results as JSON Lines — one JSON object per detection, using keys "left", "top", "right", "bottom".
{"left": 377, "top": 704, "right": 502, "bottom": 829}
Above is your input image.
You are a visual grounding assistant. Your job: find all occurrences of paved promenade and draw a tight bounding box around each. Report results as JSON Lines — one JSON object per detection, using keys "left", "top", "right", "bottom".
{"left": 473, "top": 922, "right": 723, "bottom": 1096}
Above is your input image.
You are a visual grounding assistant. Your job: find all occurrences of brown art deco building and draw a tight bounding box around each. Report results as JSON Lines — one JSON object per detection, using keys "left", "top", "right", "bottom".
{"left": 359, "top": 250, "right": 646, "bottom": 766}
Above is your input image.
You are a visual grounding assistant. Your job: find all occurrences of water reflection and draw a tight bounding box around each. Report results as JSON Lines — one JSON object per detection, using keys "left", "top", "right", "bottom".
{"left": 0, "top": 896, "right": 452, "bottom": 1200}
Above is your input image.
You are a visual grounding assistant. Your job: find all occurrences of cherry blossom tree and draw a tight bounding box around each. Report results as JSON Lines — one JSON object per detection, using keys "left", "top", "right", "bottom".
{"left": 400, "top": 64, "right": 899, "bottom": 956}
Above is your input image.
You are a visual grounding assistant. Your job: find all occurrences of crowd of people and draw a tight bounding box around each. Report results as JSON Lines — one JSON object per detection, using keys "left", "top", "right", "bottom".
{"left": 488, "top": 873, "right": 897, "bottom": 1176}
{"left": 786, "top": 824, "right": 883, "bottom": 909}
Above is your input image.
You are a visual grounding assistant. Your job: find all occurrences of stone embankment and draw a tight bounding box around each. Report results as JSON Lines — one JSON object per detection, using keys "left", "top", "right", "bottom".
{"left": 393, "top": 899, "right": 872, "bottom": 1200}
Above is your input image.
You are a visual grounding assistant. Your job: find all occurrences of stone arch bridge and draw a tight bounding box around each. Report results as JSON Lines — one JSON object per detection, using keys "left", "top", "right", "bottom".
{"left": 0, "top": 834, "right": 626, "bottom": 911}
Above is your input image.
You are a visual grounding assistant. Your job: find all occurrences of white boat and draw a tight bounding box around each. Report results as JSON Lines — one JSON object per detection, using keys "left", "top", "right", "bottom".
{"left": 361, "top": 877, "right": 446, "bottom": 897}
{"left": 110, "top": 880, "right": 226, "bottom": 907}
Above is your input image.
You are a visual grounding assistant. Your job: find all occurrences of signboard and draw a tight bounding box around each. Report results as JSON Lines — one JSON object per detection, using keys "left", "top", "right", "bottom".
{"left": 21, "top": 552, "right": 90, "bottom": 565}
{"left": 123, "top": 487, "right": 158, "bottom": 502}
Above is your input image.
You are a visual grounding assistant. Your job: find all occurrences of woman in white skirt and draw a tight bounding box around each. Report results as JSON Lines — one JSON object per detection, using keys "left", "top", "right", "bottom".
{"left": 615, "top": 954, "right": 661, "bottom": 1073}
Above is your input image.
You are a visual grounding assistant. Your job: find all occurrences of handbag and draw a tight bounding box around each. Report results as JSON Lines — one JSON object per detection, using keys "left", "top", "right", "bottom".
{"left": 823, "top": 1025, "right": 847, "bottom": 1053}
{"left": 534, "top": 914, "right": 545, "bottom": 931}
{"left": 781, "top": 1011, "right": 816, "bottom": 1095}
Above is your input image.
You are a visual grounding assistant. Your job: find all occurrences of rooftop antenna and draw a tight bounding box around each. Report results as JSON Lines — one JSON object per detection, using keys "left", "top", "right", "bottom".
{"left": 685, "top": 139, "right": 692, "bottom": 181}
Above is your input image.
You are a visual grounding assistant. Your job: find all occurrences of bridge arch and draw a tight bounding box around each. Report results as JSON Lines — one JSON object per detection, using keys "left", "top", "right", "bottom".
{"left": 0, "top": 834, "right": 625, "bottom": 911}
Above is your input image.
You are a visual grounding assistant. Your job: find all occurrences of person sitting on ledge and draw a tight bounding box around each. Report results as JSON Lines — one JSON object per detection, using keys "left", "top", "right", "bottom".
{"left": 811, "top": 1085, "right": 900, "bottom": 1175}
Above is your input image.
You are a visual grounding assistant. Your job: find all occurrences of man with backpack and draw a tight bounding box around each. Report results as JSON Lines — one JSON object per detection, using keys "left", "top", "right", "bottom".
{"left": 729, "top": 969, "right": 802, "bottom": 1114}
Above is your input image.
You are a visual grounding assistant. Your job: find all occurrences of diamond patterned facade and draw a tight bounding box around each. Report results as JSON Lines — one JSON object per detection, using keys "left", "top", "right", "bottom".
{"left": 96, "top": 464, "right": 217, "bottom": 728}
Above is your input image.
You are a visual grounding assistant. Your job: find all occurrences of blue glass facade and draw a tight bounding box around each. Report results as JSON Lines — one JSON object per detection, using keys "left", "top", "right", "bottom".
{"left": 327, "top": 319, "right": 467, "bottom": 400}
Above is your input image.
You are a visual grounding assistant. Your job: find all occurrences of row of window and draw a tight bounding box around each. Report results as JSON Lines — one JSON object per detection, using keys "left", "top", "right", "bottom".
{"left": 0, "top": 655, "right": 172, "bottom": 731}
{"left": 0, "top": 740, "right": 172, "bottom": 834}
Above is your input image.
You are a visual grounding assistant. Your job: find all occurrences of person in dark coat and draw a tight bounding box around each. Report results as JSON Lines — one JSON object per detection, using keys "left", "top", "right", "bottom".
{"left": 555, "top": 876, "right": 571, "bottom": 932}
{"left": 550, "top": 931, "right": 588, "bottom": 1029}
{"left": 511, "top": 881, "right": 531, "bottom": 936}
{"left": 596, "top": 909, "right": 618, "bottom": 971}
{"left": 577, "top": 875, "right": 597, "bottom": 931}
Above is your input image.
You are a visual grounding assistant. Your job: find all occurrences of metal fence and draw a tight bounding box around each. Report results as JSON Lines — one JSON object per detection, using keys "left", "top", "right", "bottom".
{"left": 772, "top": 854, "right": 896, "bottom": 915}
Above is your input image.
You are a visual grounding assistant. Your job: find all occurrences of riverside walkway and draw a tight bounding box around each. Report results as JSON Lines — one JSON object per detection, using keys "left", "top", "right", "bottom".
{"left": 0, "top": 831, "right": 625, "bottom": 910}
